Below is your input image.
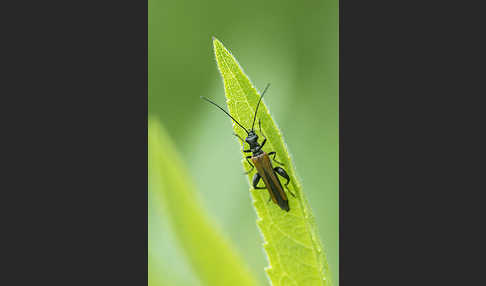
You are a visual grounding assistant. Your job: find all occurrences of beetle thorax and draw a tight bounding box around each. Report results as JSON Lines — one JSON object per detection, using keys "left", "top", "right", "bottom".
{"left": 245, "top": 132, "right": 260, "bottom": 151}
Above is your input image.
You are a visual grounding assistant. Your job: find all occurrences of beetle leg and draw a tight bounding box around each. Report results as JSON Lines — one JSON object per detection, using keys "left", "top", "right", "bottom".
{"left": 256, "top": 119, "right": 268, "bottom": 151}
{"left": 267, "top": 151, "right": 284, "bottom": 165}
{"left": 252, "top": 172, "right": 266, "bottom": 189}
{"left": 233, "top": 133, "right": 245, "bottom": 142}
{"left": 259, "top": 119, "right": 266, "bottom": 140}
{"left": 273, "top": 166, "right": 290, "bottom": 185}
{"left": 259, "top": 138, "right": 266, "bottom": 150}
{"left": 244, "top": 156, "right": 255, "bottom": 174}
{"left": 253, "top": 172, "right": 272, "bottom": 203}
{"left": 234, "top": 133, "right": 251, "bottom": 151}
{"left": 273, "top": 167, "right": 290, "bottom": 186}
{"left": 274, "top": 167, "right": 296, "bottom": 197}
{"left": 234, "top": 133, "right": 251, "bottom": 152}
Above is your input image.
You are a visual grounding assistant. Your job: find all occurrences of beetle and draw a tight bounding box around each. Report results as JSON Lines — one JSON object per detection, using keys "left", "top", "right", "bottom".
{"left": 201, "top": 84, "right": 295, "bottom": 211}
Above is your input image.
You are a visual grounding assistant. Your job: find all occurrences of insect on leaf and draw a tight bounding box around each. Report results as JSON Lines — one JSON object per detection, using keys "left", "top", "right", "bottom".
{"left": 212, "top": 37, "right": 332, "bottom": 286}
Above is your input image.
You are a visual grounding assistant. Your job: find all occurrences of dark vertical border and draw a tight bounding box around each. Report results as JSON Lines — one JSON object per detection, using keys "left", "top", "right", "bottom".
{"left": 3, "top": 0, "right": 148, "bottom": 284}
{"left": 341, "top": 0, "right": 482, "bottom": 285}
{"left": 340, "top": 0, "right": 425, "bottom": 283}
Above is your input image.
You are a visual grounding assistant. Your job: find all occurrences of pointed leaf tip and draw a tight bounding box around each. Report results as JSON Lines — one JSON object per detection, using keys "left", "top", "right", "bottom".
{"left": 212, "top": 40, "right": 331, "bottom": 286}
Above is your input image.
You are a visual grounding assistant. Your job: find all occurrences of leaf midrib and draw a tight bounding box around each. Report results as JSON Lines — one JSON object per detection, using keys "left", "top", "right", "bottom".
{"left": 217, "top": 45, "right": 325, "bottom": 280}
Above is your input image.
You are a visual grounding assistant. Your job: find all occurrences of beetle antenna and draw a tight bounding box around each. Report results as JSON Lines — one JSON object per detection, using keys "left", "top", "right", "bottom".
{"left": 251, "top": 83, "right": 270, "bottom": 131}
{"left": 200, "top": 96, "right": 250, "bottom": 135}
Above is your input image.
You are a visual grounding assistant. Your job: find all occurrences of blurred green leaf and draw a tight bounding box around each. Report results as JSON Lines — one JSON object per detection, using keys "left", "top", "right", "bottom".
{"left": 148, "top": 119, "right": 258, "bottom": 286}
{"left": 212, "top": 38, "right": 331, "bottom": 286}
{"left": 149, "top": 254, "right": 172, "bottom": 286}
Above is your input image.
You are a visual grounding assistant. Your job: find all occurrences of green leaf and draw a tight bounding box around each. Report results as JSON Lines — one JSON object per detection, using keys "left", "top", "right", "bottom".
{"left": 212, "top": 38, "right": 331, "bottom": 286}
{"left": 149, "top": 119, "right": 258, "bottom": 286}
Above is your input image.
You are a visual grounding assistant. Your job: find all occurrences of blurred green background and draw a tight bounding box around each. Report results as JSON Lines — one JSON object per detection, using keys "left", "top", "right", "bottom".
{"left": 149, "top": 0, "right": 338, "bottom": 285}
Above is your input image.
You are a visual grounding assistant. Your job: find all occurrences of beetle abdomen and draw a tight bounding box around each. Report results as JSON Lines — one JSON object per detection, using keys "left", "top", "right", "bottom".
{"left": 252, "top": 152, "right": 290, "bottom": 211}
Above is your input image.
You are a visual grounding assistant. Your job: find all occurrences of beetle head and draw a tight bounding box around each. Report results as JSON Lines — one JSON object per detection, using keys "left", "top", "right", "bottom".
{"left": 245, "top": 131, "right": 259, "bottom": 147}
